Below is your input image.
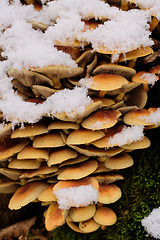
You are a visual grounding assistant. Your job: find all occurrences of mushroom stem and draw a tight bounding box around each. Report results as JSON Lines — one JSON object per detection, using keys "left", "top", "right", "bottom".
{"left": 127, "top": 58, "right": 137, "bottom": 68}
{"left": 121, "top": 0, "right": 129, "bottom": 11}
{"left": 150, "top": 17, "right": 159, "bottom": 31}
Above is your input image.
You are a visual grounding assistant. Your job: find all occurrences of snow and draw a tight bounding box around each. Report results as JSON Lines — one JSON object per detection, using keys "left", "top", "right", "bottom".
{"left": 107, "top": 125, "right": 144, "bottom": 147}
{"left": 139, "top": 108, "right": 160, "bottom": 125}
{"left": 140, "top": 73, "right": 159, "bottom": 87}
{"left": 141, "top": 207, "right": 160, "bottom": 239}
{"left": 53, "top": 184, "right": 98, "bottom": 210}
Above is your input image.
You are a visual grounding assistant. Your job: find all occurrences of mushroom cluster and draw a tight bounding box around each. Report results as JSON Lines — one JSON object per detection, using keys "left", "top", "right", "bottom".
{"left": 0, "top": 0, "right": 160, "bottom": 235}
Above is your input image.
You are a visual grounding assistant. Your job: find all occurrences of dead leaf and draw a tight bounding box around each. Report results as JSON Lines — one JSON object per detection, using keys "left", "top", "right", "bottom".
{"left": 0, "top": 216, "right": 36, "bottom": 240}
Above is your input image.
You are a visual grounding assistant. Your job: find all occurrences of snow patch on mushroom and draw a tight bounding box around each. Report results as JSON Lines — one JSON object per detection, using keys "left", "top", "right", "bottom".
{"left": 107, "top": 125, "right": 144, "bottom": 147}
{"left": 53, "top": 184, "right": 98, "bottom": 210}
{"left": 140, "top": 73, "right": 159, "bottom": 87}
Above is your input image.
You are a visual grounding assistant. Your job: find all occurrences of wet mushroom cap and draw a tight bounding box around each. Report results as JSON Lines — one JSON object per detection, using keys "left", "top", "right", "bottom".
{"left": 67, "top": 129, "right": 105, "bottom": 145}
{"left": 9, "top": 181, "right": 48, "bottom": 210}
{"left": 93, "top": 207, "right": 117, "bottom": 226}
{"left": 98, "top": 183, "right": 122, "bottom": 204}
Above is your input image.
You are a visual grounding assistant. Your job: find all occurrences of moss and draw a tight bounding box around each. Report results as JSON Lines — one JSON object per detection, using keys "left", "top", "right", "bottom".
{"left": 51, "top": 127, "right": 160, "bottom": 240}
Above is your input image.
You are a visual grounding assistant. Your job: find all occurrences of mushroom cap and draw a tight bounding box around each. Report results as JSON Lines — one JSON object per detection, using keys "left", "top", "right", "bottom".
{"left": 123, "top": 109, "right": 152, "bottom": 126}
{"left": 8, "top": 158, "right": 42, "bottom": 170}
{"left": 93, "top": 207, "right": 117, "bottom": 226}
{"left": 149, "top": 64, "right": 160, "bottom": 75}
{"left": 48, "top": 120, "right": 80, "bottom": 130}
{"left": 38, "top": 184, "right": 57, "bottom": 202}
{"left": 121, "top": 136, "right": 150, "bottom": 150}
{"left": 66, "top": 221, "right": 84, "bottom": 233}
{"left": 81, "top": 110, "right": 121, "bottom": 130}
{"left": 11, "top": 123, "right": 48, "bottom": 138}
{"left": 91, "top": 97, "right": 115, "bottom": 107}
{"left": 132, "top": 71, "right": 158, "bottom": 84}
{"left": 53, "top": 177, "right": 99, "bottom": 193}
{"left": 17, "top": 146, "right": 49, "bottom": 160}
{"left": 98, "top": 183, "right": 122, "bottom": 204}
{"left": 104, "top": 152, "right": 134, "bottom": 170}
{"left": 69, "top": 204, "right": 96, "bottom": 222}
{"left": 0, "top": 168, "right": 23, "bottom": 181}
{"left": 0, "top": 178, "right": 20, "bottom": 194}
{"left": 47, "top": 147, "right": 78, "bottom": 167}
{"left": 20, "top": 163, "right": 58, "bottom": 179}
{"left": 70, "top": 144, "right": 124, "bottom": 157}
{"left": 90, "top": 74, "right": 129, "bottom": 91}
{"left": 67, "top": 129, "right": 105, "bottom": 145}
{"left": 0, "top": 123, "right": 12, "bottom": 137}
{"left": 45, "top": 202, "right": 68, "bottom": 231}
{"left": 94, "top": 173, "right": 124, "bottom": 185}
{"left": 119, "top": 46, "right": 154, "bottom": 62}
{"left": 31, "top": 85, "right": 59, "bottom": 99}
{"left": 79, "top": 218, "right": 100, "bottom": 233}
{"left": 9, "top": 181, "right": 48, "bottom": 210}
{"left": 93, "top": 63, "right": 136, "bottom": 79}
{"left": 0, "top": 138, "right": 29, "bottom": 162}
{"left": 33, "top": 133, "right": 65, "bottom": 148}
{"left": 57, "top": 160, "right": 98, "bottom": 180}
{"left": 92, "top": 125, "right": 124, "bottom": 148}
{"left": 59, "top": 154, "right": 89, "bottom": 168}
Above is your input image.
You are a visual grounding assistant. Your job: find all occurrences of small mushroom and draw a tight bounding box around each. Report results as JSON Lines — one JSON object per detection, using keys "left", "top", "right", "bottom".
{"left": 38, "top": 184, "right": 57, "bottom": 202}
{"left": 33, "top": 133, "right": 65, "bottom": 148}
{"left": 69, "top": 204, "right": 96, "bottom": 222}
{"left": 79, "top": 218, "right": 100, "bottom": 233}
{"left": 17, "top": 146, "right": 49, "bottom": 160}
{"left": 8, "top": 158, "right": 42, "bottom": 170}
{"left": 93, "top": 207, "right": 117, "bottom": 226}
{"left": 121, "top": 136, "right": 151, "bottom": 151}
{"left": 48, "top": 120, "right": 79, "bottom": 131}
{"left": 123, "top": 109, "right": 153, "bottom": 126}
{"left": 98, "top": 183, "right": 122, "bottom": 204}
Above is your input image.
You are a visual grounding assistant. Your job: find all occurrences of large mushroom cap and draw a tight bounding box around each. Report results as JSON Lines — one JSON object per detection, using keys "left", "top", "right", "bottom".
{"left": 9, "top": 181, "right": 48, "bottom": 210}
{"left": 123, "top": 109, "right": 152, "bottom": 126}
{"left": 67, "top": 129, "right": 105, "bottom": 145}
{"left": 93, "top": 207, "right": 117, "bottom": 226}
{"left": 98, "top": 183, "right": 122, "bottom": 204}
{"left": 81, "top": 109, "right": 121, "bottom": 130}
{"left": 89, "top": 74, "right": 129, "bottom": 91}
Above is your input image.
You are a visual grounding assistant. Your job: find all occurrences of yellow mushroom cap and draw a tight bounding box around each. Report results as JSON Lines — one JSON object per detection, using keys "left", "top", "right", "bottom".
{"left": 123, "top": 109, "right": 152, "bottom": 126}
{"left": 48, "top": 120, "right": 79, "bottom": 130}
{"left": 104, "top": 152, "right": 134, "bottom": 170}
{"left": 33, "top": 133, "right": 65, "bottom": 148}
{"left": 82, "top": 110, "right": 121, "bottom": 130}
{"left": 93, "top": 207, "right": 117, "bottom": 226}
{"left": 79, "top": 218, "right": 100, "bottom": 233}
{"left": 69, "top": 204, "right": 96, "bottom": 222}
{"left": 47, "top": 147, "right": 78, "bottom": 167}
{"left": 8, "top": 158, "right": 42, "bottom": 170}
{"left": 38, "top": 184, "right": 57, "bottom": 202}
{"left": 67, "top": 129, "right": 105, "bottom": 145}
{"left": 9, "top": 181, "right": 48, "bottom": 210}
{"left": 45, "top": 202, "right": 68, "bottom": 231}
{"left": 11, "top": 123, "right": 48, "bottom": 138}
{"left": 98, "top": 183, "right": 122, "bottom": 204}
{"left": 17, "top": 146, "right": 49, "bottom": 160}
{"left": 90, "top": 74, "right": 129, "bottom": 91}
{"left": 57, "top": 160, "right": 98, "bottom": 180}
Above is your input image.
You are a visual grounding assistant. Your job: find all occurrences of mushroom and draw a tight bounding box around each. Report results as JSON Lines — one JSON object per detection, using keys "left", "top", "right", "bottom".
{"left": 31, "top": 85, "right": 60, "bottom": 99}
{"left": 121, "top": 136, "right": 151, "bottom": 151}
{"left": 57, "top": 160, "right": 98, "bottom": 180}
{"left": 9, "top": 181, "right": 49, "bottom": 210}
{"left": 81, "top": 109, "right": 122, "bottom": 130}
{"left": 94, "top": 173, "right": 124, "bottom": 185}
{"left": 48, "top": 120, "right": 79, "bottom": 131}
{"left": 123, "top": 109, "right": 153, "bottom": 126}
{"left": 47, "top": 147, "right": 78, "bottom": 167}
{"left": 11, "top": 123, "right": 48, "bottom": 139}
{"left": 33, "top": 133, "right": 65, "bottom": 148}
{"left": 104, "top": 152, "right": 134, "bottom": 170}
{"left": 8, "top": 158, "right": 42, "bottom": 170}
{"left": 67, "top": 129, "right": 105, "bottom": 145}
{"left": 98, "top": 184, "right": 122, "bottom": 204}
{"left": 0, "top": 177, "right": 20, "bottom": 194}
{"left": 38, "top": 184, "right": 57, "bottom": 202}
{"left": 17, "top": 146, "right": 49, "bottom": 160}
{"left": 93, "top": 207, "right": 117, "bottom": 226}
{"left": 45, "top": 202, "right": 68, "bottom": 231}
{"left": 79, "top": 218, "right": 101, "bottom": 233}
{"left": 69, "top": 204, "right": 96, "bottom": 222}
{"left": 59, "top": 154, "right": 89, "bottom": 168}
{"left": 0, "top": 168, "right": 23, "bottom": 181}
